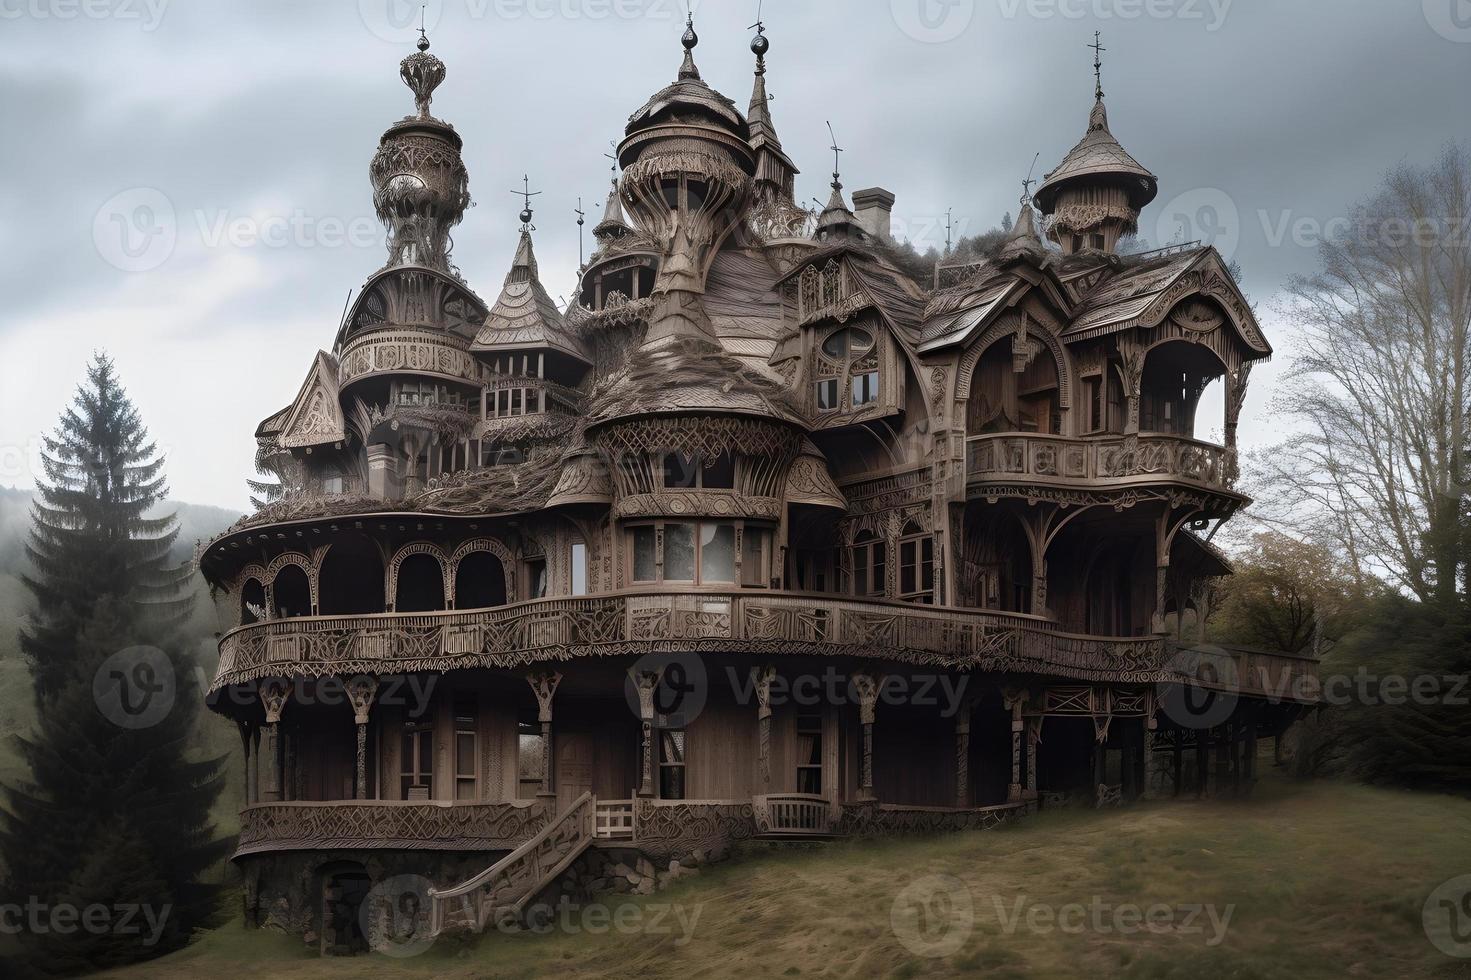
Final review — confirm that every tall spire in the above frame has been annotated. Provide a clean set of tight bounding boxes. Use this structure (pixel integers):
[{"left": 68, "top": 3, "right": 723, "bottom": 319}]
[
  {"left": 746, "top": 13, "right": 799, "bottom": 209},
  {"left": 678, "top": 8, "right": 700, "bottom": 80},
  {"left": 1089, "top": 30, "right": 1106, "bottom": 102}
]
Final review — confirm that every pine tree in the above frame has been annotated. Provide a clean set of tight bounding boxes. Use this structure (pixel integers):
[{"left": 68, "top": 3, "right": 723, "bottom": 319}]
[{"left": 0, "top": 355, "right": 229, "bottom": 975}]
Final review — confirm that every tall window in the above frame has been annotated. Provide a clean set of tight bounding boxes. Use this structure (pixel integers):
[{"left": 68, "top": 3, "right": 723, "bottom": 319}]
[
  {"left": 570, "top": 541, "right": 588, "bottom": 596},
  {"left": 628, "top": 521, "right": 764, "bottom": 586},
  {"left": 659, "top": 728, "right": 686, "bottom": 799},
  {"left": 815, "top": 326, "right": 878, "bottom": 413},
  {"left": 454, "top": 698, "right": 478, "bottom": 801},
  {"left": 1086, "top": 377, "right": 1105, "bottom": 433},
  {"left": 898, "top": 522, "right": 935, "bottom": 603},
  {"left": 526, "top": 557, "right": 548, "bottom": 599},
  {"left": 400, "top": 721, "right": 433, "bottom": 799},
  {"left": 796, "top": 713, "right": 823, "bottom": 794},
  {"left": 851, "top": 531, "right": 887, "bottom": 598}
]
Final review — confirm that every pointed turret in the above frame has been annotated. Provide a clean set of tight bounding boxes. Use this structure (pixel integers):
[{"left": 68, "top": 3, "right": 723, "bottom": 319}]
[
  {"left": 1034, "top": 33, "right": 1157, "bottom": 255},
  {"left": 473, "top": 224, "right": 589, "bottom": 366},
  {"left": 996, "top": 187, "right": 1047, "bottom": 264},
  {"left": 813, "top": 125, "right": 866, "bottom": 243},
  {"left": 746, "top": 21, "right": 799, "bottom": 207}
]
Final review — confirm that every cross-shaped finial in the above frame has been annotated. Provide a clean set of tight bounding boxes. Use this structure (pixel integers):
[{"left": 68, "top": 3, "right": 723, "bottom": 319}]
[
  {"left": 826, "top": 120, "right": 844, "bottom": 186},
  {"left": 415, "top": 4, "right": 430, "bottom": 50},
  {"left": 1088, "top": 31, "right": 1106, "bottom": 101},
  {"left": 510, "top": 174, "right": 543, "bottom": 229}
]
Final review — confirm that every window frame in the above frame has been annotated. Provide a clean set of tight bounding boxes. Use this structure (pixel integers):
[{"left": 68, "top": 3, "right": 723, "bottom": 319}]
[{"left": 626, "top": 519, "right": 773, "bottom": 588}]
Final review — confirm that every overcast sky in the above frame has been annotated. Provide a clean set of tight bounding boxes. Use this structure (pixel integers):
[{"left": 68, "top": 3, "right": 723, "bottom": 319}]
[{"left": 0, "top": 0, "right": 1467, "bottom": 511}]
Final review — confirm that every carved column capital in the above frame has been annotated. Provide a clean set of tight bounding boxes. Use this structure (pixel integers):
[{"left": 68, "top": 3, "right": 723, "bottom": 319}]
[
  {"left": 630, "top": 667, "right": 663, "bottom": 722},
  {"left": 260, "top": 678, "right": 292, "bottom": 724},
  {"left": 346, "top": 675, "right": 380, "bottom": 725},
  {"left": 851, "top": 670, "right": 882, "bottom": 726},
  {"left": 752, "top": 665, "right": 777, "bottom": 721},
  {"left": 525, "top": 670, "right": 563, "bottom": 723}
]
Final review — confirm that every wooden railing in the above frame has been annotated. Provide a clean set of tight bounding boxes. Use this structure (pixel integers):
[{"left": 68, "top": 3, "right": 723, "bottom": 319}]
[
  {"left": 594, "top": 799, "right": 635, "bottom": 840},
  {"left": 752, "top": 794, "right": 833, "bottom": 837},
  {"left": 966, "top": 432, "right": 1233, "bottom": 493},
  {"left": 212, "top": 591, "right": 1316, "bottom": 702},
  {"left": 428, "top": 792, "right": 595, "bottom": 936},
  {"left": 233, "top": 799, "right": 548, "bottom": 857}
]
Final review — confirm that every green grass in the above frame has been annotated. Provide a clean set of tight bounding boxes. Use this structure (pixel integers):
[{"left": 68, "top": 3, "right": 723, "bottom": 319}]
[{"left": 91, "top": 774, "right": 1471, "bottom": 979}]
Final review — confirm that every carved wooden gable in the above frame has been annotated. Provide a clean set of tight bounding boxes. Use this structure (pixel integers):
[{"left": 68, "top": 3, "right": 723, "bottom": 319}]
[{"left": 279, "top": 352, "right": 346, "bottom": 449}]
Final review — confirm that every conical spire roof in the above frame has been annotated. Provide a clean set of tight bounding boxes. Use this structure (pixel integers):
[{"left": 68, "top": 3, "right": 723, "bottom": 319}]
[
  {"left": 624, "top": 15, "right": 747, "bottom": 140},
  {"left": 593, "top": 176, "right": 632, "bottom": 241},
  {"left": 815, "top": 178, "right": 865, "bottom": 242},
  {"left": 472, "top": 229, "right": 589, "bottom": 364},
  {"left": 746, "top": 23, "right": 798, "bottom": 194},
  {"left": 1035, "top": 95, "right": 1157, "bottom": 212}
]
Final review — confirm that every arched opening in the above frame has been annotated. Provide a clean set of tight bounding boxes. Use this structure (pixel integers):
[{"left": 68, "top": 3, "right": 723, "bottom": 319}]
[
  {"left": 240, "top": 578, "right": 266, "bottom": 625},
  {"left": 272, "top": 564, "right": 312, "bottom": 619},
  {"left": 315, "top": 861, "right": 371, "bottom": 956},
  {"left": 967, "top": 336, "right": 1059, "bottom": 435},
  {"left": 1139, "top": 341, "right": 1225, "bottom": 439},
  {"left": 396, "top": 553, "right": 445, "bottom": 612},
  {"left": 318, "top": 536, "right": 385, "bottom": 615},
  {"left": 454, "top": 551, "right": 507, "bottom": 610}
]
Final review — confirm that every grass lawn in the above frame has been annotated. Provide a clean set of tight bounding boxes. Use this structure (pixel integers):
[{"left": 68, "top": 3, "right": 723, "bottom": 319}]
[{"left": 93, "top": 774, "right": 1471, "bottom": 979}]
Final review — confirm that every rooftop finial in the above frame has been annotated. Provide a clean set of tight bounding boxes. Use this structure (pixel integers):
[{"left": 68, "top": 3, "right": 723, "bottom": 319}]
[
  {"left": 511, "top": 174, "right": 542, "bottom": 230},
  {"left": 399, "top": 15, "right": 446, "bottom": 119},
  {"left": 417, "top": 4, "right": 429, "bottom": 51},
  {"left": 1089, "top": 30, "right": 1106, "bottom": 102},
  {"left": 749, "top": 1, "right": 768, "bottom": 72},
  {"left": 679, "top": 4, "right": 701, "bottom": 80},
  {"left": 1021, "top": 151, "right": 1040, "bottom": 206},
  {"left": 826, "top": 120, "right": 844, "bottom": 191},
  {"left": 575, "top": 196, "right": 586, "bottom": 267}
]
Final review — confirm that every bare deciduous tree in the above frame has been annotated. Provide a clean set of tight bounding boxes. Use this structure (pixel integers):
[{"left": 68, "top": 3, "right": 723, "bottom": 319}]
[{"left": 1251, "top": 143, "right": 1471, "bottom": 605}]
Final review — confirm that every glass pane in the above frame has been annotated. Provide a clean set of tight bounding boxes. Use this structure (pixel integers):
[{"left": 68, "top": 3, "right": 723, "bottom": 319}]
[
  {"left": 848, "top": 328, "right": 873, "bottom": 352},
  {"left": 456, "top": 733, "right": 475, "bottom": 777},
  {"left": 518, "top": 733, "right": 545, "bottom": 782},
  {"left": 701, "top": 453, "right": 735, "bottom": 489},
  {"left": 922, "top": 539, "right": 934, "bottom": 590},
  {"left": 663, "top": 452, "right": 698, "bottom": 488},
  {"left": 400, "top": 731, "right": 414, "bottom": 774},
  {"left": 571, "top": 542, "right": 588, "bottom": 596},
  {"left": 701, "top": 523, "right": 736, "bottom": 583},
  {"left": 821, "top": 330, "right": 849, "bottom": 358},
  {"left": 900, "top": 540, "right": 916, "bottom": 596},
  {"left": 455, "top": 779, "right": 475, "bottom": 801},
  {"left": 632, "top": 527, "right": 657, "bottom": 582},
  {"left": 664, "top": 524, "right": 695, "bottom": 581},
  {"left": 742, "top": 529, "right": 766, "bottom": 587},
  {"left": 817, "top": 379, "right": 838, "bottom": 410},
  {"left": 660, "top": 729, "right": 686, "bottom": 764},
  {"left": 418, "top": 732, "right": 433, "bottom": 775}
]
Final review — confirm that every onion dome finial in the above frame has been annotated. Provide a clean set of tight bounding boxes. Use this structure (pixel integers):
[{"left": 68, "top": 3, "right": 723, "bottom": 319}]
[
  {"left": 679, "top": 10, "right": 701, "bottom": 80},
  {"left": 399, "top": 24, "right": 445, "bottom": 119}
]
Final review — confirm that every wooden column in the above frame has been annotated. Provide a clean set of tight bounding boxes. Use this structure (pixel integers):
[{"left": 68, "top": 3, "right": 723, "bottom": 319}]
[
  {"left": 1005, "top": 692, "right": 1024, "bottom": 802},
  {"left": 753, "top": 667, "right": 776, "bottom": 790},
  {"left": 1025, "top": 717, "right": 1041, "bottom": 798},
  {"left": 1142, "top": 700, "right": 1159, "bottom": 800},
  {"left": 632, "top": 669, "right": 660, "bottom": 798},
  {"left": 236, "top": 721, "right": 253, "bottom": 805},
  {"left": 346, "top": 677, "right": 379, "bottom": 800},
  {"left": 258, "top": 680, "right": 291, "bottom": 803},
  {"left": 525, "top": 671, "right": 562, "bottom": 800},
  {"left": 248, "top": 724, "right": 261, "bottom": 805},
  {"left": 954, "top": 700, "right": 972, "bottom": 809},
  {"left": 852, "top": 671, "right": 881, "bottom": 802}
]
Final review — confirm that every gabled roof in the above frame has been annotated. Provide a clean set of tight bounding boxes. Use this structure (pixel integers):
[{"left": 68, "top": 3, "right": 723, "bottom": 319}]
[
  {"left": 271, "top": 351, "right": 345, "bottom": 449},
  {"left": 472, "top": 231, "right": 590, "bottom": 365},
  {"left": 1066, "top": 246, "right": 1271, "bottom": 356}
]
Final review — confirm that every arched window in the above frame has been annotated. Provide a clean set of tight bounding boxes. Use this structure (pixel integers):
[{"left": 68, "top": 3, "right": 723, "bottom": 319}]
[
  {"left": 240, "top": 578, "right": 266, "bottom": 625},
  {"left": 850, "top": 531, "right": 887, "bottom": 598},
  {"left": 816, "top": 326, "right": 879, "bottom": 413},
  {"left": 272, "top": 565, "right": 312, "bottom": 619},
  {"left": 455, "top": 551, "right": 507, "bottom": 610},
  {"left": 898, "top": 521, "right": 935, "bottom": 604},
  {"left": 396, "top": 553, "right": 446, "bottom": 613},
  {"left": 319, "top": 536, "right": 385, "bottom": 615}
]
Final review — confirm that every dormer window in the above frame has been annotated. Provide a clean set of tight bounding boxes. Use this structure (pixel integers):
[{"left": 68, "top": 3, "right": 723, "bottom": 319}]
[
  {"left": 815, "top": 327, "right": 880, "bottom": 414},
  {"left": 798, "top": 260, "right": 845, "bottom": 319}
]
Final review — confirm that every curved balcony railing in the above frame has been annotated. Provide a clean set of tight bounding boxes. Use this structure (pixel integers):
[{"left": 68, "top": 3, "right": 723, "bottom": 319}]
[
  {"left": 339, "top": 328, "right": 483, "bottom": 389},
  {"left": 966, "top": 432, "right": 1235, "bottom": 494},
  {"left": 234, "top": 799, "right": 549, "bottom": 857},
  {"left": 212, "top": 591, "right": 1316, "bottom": 701}
]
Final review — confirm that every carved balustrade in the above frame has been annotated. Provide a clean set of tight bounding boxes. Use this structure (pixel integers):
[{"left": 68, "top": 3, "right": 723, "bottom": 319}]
[
  {"left": 214, "top": 591, "right": 1317, "bottom": 700},
  {"left": 233, "top": 799, "right": 549, "bottom": 857},
  {"left": 752, "top": 793, "right": 833, "bottom": 837},
  {"left": 966, "top": 432, "right": 1233, "bottom": 493}
]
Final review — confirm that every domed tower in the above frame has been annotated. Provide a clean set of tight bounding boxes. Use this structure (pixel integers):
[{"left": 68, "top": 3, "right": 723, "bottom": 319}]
[
  {"left": 616, "top": 14, "right": 754, "bottom": 344},
  {"left": 369, "top": 32, "right": 472, "bottom": 271},
  {"left": 1034, "top": 34, "right": 1157, "bottom": 256}
]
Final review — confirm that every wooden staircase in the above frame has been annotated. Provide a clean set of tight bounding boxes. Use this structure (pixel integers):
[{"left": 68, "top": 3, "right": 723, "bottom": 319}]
[{"left": 428, "top": 792, "right": 595, "bottom": 935}]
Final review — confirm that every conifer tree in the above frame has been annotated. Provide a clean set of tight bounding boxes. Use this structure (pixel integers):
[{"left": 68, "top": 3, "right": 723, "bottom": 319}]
[{"left": 0, "top": 354, "right": 228, "bottom": 976}]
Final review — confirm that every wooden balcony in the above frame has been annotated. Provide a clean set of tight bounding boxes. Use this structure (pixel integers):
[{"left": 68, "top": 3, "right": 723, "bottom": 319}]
[
  {"left": 212, "top": 592, "right": 1317, "bottom": 703},
  {"left": 966, "top": 432, "right": 1237, "bottom": 496}
]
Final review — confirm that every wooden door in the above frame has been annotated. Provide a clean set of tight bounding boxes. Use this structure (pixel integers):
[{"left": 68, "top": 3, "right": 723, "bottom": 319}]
[{"left": 557, "top": 733, "right": 594, "bottom": 810}]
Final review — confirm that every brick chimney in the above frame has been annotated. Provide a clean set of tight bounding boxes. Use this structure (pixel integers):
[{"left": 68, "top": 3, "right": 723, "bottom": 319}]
[{"left": 851, "top": 187, "right": 895, "bottom": 242}]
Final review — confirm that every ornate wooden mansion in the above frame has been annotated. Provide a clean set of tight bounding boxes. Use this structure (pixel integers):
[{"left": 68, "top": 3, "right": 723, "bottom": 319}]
[{"left": 198, "top": 21, "right": 1317, "bottom": 950}]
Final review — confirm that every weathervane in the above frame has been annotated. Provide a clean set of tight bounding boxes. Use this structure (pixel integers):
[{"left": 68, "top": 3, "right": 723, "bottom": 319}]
[
  {"left": 1089, "top": 31, "right": 1106, "bottom": 101},
  {"left": 1021, "top": 151, "right": 1041, "bottom": 206},
  {"left": 510, "top": 174, "right": 542, "bottom": 230},
  {"left": 945, "top": 208, "right": 955, "bottom": 255},
  {"left": 825, "top": 120, "right": 844, "bottom": 189}
]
